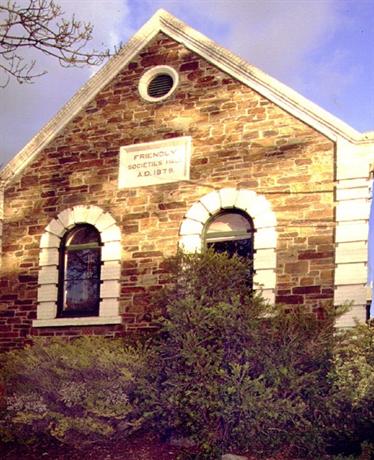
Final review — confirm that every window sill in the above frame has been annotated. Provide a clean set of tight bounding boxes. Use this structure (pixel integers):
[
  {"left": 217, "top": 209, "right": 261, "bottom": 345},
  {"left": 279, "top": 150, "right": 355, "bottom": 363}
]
[{"left": 32, "top": 316, "right": 122, "bottom": 328}]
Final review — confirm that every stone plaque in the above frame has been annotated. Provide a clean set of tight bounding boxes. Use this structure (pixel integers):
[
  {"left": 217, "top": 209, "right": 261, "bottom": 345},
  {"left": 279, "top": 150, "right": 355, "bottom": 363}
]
[{"left": 118, "top": 137, "right": 191, "bottom": 188}]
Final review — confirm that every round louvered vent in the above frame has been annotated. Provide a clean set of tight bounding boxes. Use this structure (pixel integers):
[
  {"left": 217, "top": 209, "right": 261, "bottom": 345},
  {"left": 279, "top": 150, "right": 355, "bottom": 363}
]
[
  {"left": 147, "top": 74, "right": 174, "bottom": 98},
  {"left": 139, "top": 66, "right": 179, "bottom": 102}
]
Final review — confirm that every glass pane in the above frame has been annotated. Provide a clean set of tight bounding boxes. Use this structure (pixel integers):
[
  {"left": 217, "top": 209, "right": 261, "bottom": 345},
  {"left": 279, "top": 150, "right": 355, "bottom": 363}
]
[
  {"left": 64, "top": 279, "right": 100, "bottom": 312},
  {"left": 63, "top": 247, "right": 100, "bottom": 314},
  {"left": 207, "top": 213, "right": 252, "bottom": 235},
  {"left": 65, "top": 249, "right": 101, "bottom": 281},
  {"left": 207, "top": 238, "right": 253, "bottom": 259},
  {"left": 66, "top": 226, "right": 99, "bottom": 246}
]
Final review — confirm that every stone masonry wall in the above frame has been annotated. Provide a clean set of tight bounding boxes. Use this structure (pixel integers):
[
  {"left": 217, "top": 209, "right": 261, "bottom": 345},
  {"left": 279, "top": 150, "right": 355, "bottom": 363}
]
[{"left": 0, "top": 33, "right": 335, "bottom": 351}]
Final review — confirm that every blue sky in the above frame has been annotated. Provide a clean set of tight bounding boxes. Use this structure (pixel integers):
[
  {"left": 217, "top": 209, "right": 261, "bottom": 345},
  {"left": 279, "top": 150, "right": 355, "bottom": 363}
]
[{"left": 1, "top": 0, "right": 373, "bottom": 166}]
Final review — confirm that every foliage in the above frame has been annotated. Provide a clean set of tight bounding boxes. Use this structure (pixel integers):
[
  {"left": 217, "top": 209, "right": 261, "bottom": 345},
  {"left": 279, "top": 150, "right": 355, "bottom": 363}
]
[
  {"left": 0, "top": 0, "right": 111, "bottom": 86},
  {"left": 1, "top": 250, "right": 373, "bottom": 458},
  {"left": 0, "top": 336, "right": 147, "bottom": 445},
  {"left": 326, "top": 325, "right": 374, "bottom": 457},
  {"left": 139, "top": 250, "right": 341, "bottom": 458}
]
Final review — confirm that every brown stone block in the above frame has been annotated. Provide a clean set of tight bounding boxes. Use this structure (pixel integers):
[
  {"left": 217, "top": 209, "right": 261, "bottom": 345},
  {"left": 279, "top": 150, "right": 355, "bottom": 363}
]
[
  {"left": 276, "top": 295, "right": 304, "bottom": 304},
  {"left": 292, "top": 285, "right": 321, "bottom": 294},
  {"left": 180, "top": 61, "right": 199, "bottom": 71},
  {"left": 298, "top": 251, "right": 334, "bottom": 260},
  {"left": 284, "top": 261, "right": 309, "bottom": 274}
]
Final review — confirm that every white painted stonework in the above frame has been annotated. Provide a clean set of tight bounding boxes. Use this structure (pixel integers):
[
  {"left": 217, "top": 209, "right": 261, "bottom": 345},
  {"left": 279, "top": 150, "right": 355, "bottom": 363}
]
[
  {"left": 33, "top": 205, "right": 122, "bottom": 328},
  {"left": 118, "top": 137, "right": 191, "bottom": 188},
  {"left": 180, "top": 188, "right": 277, "bottom": 303},
  {"left": 334, "top": 138, "right": 373, "bottom": 327}
]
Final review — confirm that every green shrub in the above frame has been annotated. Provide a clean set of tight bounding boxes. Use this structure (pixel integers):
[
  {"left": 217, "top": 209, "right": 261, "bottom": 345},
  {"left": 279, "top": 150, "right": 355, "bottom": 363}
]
[
  {"left": 0, "top": 336, "right": 148, "bottom": 445},
  {"left": 326, "top": 325, "right": 374, "bottom": 457},
  {"left": 139, "top": 250, "right": 340, "bottom": 458}
]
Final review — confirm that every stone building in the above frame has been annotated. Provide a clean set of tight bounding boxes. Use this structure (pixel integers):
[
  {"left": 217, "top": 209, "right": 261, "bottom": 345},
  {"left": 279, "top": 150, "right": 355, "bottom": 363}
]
[{"left": 1, "top": 10, "right": 373, "bottom": 351}]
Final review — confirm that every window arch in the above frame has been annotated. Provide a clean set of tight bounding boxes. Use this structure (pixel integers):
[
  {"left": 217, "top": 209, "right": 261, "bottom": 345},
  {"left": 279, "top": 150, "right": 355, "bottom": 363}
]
[
  {"left": 34, "top": 205, "right": 122, "bottom": 327},
  {"left": 58, "top": 224, "right": 101, "bottom": 318},
  {"left": 205, "top": 210, "right": 255, "bottom": 288},
  {"left": 179, "top": 188, "right": 277, "bottom": 304}
]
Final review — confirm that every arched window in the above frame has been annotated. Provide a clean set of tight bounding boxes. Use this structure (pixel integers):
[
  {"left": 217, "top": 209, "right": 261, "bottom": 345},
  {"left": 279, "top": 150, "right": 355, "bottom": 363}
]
[
  {"left": 58, "top": 225, "right": 101, "bottom": 317},
  {"left": 205, "top": 210, "right": 255, "bottom": 287}
]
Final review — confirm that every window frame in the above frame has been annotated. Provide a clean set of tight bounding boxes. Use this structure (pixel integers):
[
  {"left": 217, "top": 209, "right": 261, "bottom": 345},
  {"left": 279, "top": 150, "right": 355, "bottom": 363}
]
[
  {"left": 204, "top": 209, "right": 255, "bottom": 289},
  {"left": 33, "top": 205, "right": 122, "bottom": 328},
  {"left": 57, "top": 224, "right": 102, "bottom": 318},
  {"left": 179, "top": 188, "right": 277, "bottom": 304}
]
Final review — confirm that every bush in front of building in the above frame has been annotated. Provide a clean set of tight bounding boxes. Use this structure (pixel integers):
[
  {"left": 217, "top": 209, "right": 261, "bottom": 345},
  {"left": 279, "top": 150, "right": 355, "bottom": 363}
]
[
  {"left": 0, "top": 336, "right": 148, "bottom": 445},
  {"left": 1, "top": 250, "right": 373, "bottom": 458},
  {"left": 139, "top": 250, "right": 343, "bottom": 458},
  {"left": 325, "top": 324, "right": 374, "bottom": 458}
]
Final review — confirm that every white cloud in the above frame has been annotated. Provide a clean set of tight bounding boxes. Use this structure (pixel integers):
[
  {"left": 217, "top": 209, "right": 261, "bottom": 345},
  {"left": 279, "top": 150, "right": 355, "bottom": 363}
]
[
  {"left": 0, "top": 0, "right": 371, "bottom": 166},
  {"left": 0, "top": 0, "right": 131, "bottom": 164}
]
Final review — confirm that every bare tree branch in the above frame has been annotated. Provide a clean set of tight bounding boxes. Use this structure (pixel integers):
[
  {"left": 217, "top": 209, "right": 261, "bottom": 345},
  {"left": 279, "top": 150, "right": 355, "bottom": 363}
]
[{"left": 0, "top": 0, "right": 112, "bottom": 86}]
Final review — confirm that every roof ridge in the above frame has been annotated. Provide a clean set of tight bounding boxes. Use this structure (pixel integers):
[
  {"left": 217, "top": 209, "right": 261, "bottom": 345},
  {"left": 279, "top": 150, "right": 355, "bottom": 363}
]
[{"left": 1, "top": 9, "right": 372, "bottom": 186}]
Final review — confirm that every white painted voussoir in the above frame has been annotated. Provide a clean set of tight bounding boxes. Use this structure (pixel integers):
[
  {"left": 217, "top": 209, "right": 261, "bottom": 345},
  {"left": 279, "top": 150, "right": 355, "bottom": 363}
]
[
  {"left": 254, "top": 212, "right": 277, "bottom": 229},
  {"left": 234, "top": 189, "right": 257, "bottom": 212},
  {"left": 219, "top": 188, "right": 238, "bottom": 208},
  {"left": 334, "top": 284, "right": 367, "bottom": 306},
  {"left": 32, "top": 316, "right": 122, "bottom": 328},
  {"left": 45, "top": 219, "right": 65, "bottom": 237},
  {"left": 185, "top": 202, "right": 211, "bottom": 223},
  {"left": 199, "top": 191, "right": 221, "bottom": 215},
  {"left": 246, "top": 195, "right": 271, "bottom": 218},
  {"left": 39, "top": 232, "right": 60, "bottom": 249},
  {"left": 57, "top": 208, "right": 75, "bottom": 229},
  {"left": 100, "top": 224, "right": 121, "bottom": 243},
  {"left": 179, "top": 218, "right": 204, "bottom": 236},
  {"left": 72, "top": 205, "right": 89, "bottom": 224},
  {"left": 95, "top": 212, "right": 117, "bottom": 232},
  {"left": 85, "top": 206, "right": 105, "bottom": 226}
]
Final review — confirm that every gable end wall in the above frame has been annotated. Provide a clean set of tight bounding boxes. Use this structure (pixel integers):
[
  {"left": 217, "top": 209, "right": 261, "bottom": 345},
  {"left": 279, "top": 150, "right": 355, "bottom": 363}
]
[{"left": 0, "top": 33, "right": 336, "bottom": 351}]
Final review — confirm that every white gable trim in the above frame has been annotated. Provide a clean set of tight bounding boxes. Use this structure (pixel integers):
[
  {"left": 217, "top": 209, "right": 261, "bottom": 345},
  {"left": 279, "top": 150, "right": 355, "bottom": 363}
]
[
  {"left": 179, "top": 188, "right": 277, "bottom": 304},
  {"left": 33, "top": 205, "right": 122, "bottom": 328},
  {"left": 1, "top": 9, "right": 373, "bottom": 186}
]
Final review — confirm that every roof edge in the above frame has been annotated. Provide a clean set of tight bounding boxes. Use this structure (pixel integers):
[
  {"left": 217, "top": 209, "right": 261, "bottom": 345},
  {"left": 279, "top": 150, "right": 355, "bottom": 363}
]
[
  {"left": 1, "top": 8, "right": 373, "bottom": 186},
  {"left": 158, "top": 10, "right": 369, "bottom": 144},
  {"left": 0, "top": 10, "right": 163, "bottom": 185}
]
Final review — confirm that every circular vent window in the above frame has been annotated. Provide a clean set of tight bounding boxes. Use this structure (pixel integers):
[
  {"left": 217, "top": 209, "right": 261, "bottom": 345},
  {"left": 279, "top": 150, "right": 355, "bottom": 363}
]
[{"left": 139, "top": 66, "right": 179, "bottom": 102}]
